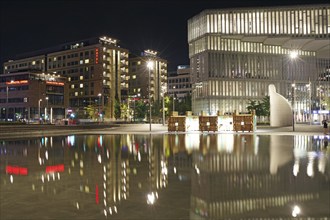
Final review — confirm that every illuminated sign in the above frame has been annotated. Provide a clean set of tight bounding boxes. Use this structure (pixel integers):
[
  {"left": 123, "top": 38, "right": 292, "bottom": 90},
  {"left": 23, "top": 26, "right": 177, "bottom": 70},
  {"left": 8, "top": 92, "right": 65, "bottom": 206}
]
[
  {"left": 45, "top": 164, "right": 64, "bottom": 173},
  {"left": 143, "top": 49, "right": 158, "bottom": 57},
  {"left": 46, "top": 81, "right": 64, "bottom": 86},
  {"left": 6, "top": 80, "right": 28, "bottom": 85},
  {"left": 95, "top": 48, "right": 99, "bottom": 64},
  {"left": 6, "top": 165, "right": 28, "bottom": 176},
  {"left": 99, "top": 36, "right": 117, "bottom": 45}
]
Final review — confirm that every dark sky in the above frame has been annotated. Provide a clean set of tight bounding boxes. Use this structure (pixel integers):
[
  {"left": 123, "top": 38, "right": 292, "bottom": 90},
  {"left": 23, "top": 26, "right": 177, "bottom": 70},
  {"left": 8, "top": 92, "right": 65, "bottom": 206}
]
[{"left": 0, "top": 0, "right": 329, "bottom": 72}]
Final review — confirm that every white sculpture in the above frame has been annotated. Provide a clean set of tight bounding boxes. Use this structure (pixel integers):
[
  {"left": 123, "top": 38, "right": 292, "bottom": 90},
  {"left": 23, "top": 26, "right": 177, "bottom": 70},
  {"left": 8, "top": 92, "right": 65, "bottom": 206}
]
[{"left": 269, "top": 84, "right": 292, "bottom": 127}]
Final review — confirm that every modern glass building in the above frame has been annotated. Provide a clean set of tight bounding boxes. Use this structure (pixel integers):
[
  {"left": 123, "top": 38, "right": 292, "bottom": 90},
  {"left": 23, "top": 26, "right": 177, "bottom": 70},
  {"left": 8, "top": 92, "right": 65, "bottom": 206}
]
[{"left": 188, "top": 4, "right": 330, "bottom": 122}]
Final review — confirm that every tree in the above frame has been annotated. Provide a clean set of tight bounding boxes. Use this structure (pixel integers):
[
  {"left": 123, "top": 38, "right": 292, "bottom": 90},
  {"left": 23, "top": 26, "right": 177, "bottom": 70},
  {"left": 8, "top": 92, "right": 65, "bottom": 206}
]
[
  {"left": 121, "top": 102, "right": 129, "bottom": 121},
  {"left": 260, "top": 96, "right": 270, "bottom": 117},
  {"left": 246, "top": 96, "right": 270, "bottom": 117},
  {"left": 135, "top": 100, "right": 147, "bottom": 121},
  {"left": 152, "top": 100, "right": 161, "bottom": 118},
  {"left": 177, "top": 94, "right": 192, "bottom": 115},
  {"left": 114, "top": 99, "right": 121, "bottom": 120}
]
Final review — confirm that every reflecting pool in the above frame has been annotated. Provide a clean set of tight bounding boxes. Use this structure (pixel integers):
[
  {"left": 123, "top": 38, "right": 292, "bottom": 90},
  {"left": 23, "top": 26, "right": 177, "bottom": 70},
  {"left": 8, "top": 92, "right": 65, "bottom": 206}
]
[{"left": 1, "top": 134, "right": 329, "bottom": 219}]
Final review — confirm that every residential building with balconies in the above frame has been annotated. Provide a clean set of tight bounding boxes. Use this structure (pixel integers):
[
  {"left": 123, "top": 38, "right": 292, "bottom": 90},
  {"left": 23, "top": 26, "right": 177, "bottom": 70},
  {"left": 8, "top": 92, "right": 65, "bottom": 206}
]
[
  {"left": 2, "top": 36, "right": 129, "bottom": 120},
  {"left": 128, "top": 49, "right": 167, "bottom": 103}
]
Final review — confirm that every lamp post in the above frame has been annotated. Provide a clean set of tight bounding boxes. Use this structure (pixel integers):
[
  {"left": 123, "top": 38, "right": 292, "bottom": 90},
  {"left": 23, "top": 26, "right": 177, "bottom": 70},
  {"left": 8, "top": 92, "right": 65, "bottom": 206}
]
[
  {"left": 147, "top": 60, "right": 154, "bottom": 131},
  {"left": 45, "top": 97, "right": 49, "bottom": 122},
  {"left": 6, "top": 85, "right": 9, "bottom": 121},
  {"left": 290, "top": 50, "right": 298, "bottom": 132},
  {"left": 98, "top": 93, "right": 102, "bottom": 122},
  {"left": 38, "top": 99, "right": 42, "bottom": 123},
  {"left": 172, "top": 86, "right": 176, "bottom": 112},
  {"left": 161, "top": 84, "right": 166, "bottom": 126}
]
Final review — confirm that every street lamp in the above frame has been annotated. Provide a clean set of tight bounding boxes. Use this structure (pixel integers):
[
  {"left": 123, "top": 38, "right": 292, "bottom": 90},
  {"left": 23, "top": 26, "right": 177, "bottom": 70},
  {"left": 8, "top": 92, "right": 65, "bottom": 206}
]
[
  {"left": 161, "top": 84, "right": 167, "bottom": 126},
  {"left": 290, "top": 50, "right": 298, "bottom": 132},
  {"left": 45, "top": 97, "right": 49, "bottom": 122},
  {"left": 147, "top": 60, "right": 154, "bottom": 131},
  {"left": 38, "top": 99, "right": 42, "bottom": 123},
  {"left": 173, "top": 88, "right": 176, "bottom": 113},
  {"left": 98, "top": 93, "right": 102, "bottom": 122},
  {"left": 6, "top": 85, "right": 9, "bottom": 121}
]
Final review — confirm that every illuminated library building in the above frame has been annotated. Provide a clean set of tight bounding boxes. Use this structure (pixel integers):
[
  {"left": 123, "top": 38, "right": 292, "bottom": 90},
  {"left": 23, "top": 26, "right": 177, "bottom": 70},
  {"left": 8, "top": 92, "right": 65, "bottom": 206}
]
[{"left": 188, "top": 4, "right": 330, "bottom": 122}]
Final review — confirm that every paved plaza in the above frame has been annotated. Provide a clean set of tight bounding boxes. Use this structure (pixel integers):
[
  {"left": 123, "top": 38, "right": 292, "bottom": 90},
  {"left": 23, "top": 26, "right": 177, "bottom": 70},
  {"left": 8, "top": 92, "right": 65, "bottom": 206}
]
[{"left": 0, "top": 123, "right": 328, "bottom": 139}]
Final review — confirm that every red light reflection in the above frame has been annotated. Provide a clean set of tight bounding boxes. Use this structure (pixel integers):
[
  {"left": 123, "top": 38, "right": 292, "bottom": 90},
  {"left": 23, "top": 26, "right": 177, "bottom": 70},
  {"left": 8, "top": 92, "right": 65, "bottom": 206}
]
[
  {"left": 6, "top": 165, "right": 28, "bottom": 176},
  {"left": 45, "top": 164, "right": 64, "bottom": 173}
]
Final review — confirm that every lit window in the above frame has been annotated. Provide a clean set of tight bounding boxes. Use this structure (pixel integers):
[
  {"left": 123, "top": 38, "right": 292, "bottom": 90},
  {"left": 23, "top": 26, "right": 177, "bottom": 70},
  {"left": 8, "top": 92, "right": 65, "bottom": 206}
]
[
  {"left": 137, "top": 61, "right": 141, "bottom": 65},
  {"left": 80, "top": 84, "right": 83, "bottom": 88},
  {"left": 42, "top": 59, "right": 44, "bottom": 63},
  {"left": 71, "top": 85, "right": 75, "bottom": 89},
  {"left": 133, "top": 75, "right": 136, "bottom": 79},
  {"left": 85, "top": 59, "right": 89, "bottom": 64},
  {"left": 68, "top": 77, "right": 71, "bottom": 81},
  {"left": 80, "top": 60, "right": 83, "bottom": 64},
  {"left": 80, "top": 76, "right": 83, "bottom": 80},
  {"left": 53, "top": 57, "right": 57, "bottom": 61},
  {"left": 4, "top": 66, "right": 7, "bottom": 70},
  {"left": 75, "top": 92, "right": 78, "bottom": 96},
  {"left": 32, "top": 61, "right": 36, "bottom": 65}
]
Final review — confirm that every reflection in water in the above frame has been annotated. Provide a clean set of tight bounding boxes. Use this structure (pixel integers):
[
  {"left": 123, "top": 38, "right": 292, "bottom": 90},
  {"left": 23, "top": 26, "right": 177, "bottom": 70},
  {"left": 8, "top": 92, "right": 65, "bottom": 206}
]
[{"left": 0, "top": 134, "right": 329, "bottom": 219}]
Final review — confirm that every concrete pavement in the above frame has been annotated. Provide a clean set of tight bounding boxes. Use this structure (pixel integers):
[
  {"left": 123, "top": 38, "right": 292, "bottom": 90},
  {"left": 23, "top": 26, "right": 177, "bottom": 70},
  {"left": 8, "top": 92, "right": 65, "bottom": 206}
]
[{"left": 0, "top": 123, "right": 328, "bottom": 140}]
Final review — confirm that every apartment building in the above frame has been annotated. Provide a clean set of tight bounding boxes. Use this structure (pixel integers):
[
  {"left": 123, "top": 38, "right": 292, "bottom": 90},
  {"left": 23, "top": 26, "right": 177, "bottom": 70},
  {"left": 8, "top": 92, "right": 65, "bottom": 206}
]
[
  {"left": 167, "top": 65, "right": 192, "bottom": 100},
  {"left": 128, "top": 49, "right": 167, "bottom": 103},
  {"left": 188, "top": 4, "right": 330, "bottom": 122},
  {"left": 3, "top": 36, "right": 129, "bottom": 120}
]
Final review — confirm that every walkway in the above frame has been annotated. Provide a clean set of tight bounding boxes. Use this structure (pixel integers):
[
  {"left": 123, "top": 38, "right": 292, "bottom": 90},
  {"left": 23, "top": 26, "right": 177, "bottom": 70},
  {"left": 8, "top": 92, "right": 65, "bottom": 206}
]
[{"left": 0, "top": 123, "right": 328, "bottom": 140}]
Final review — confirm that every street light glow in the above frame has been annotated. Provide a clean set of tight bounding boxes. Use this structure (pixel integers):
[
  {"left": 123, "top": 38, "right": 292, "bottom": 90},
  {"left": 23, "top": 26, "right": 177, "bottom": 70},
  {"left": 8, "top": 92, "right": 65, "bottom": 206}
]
[
  {"left": 147, "top": 60, "right": 154, "bottom": 70},
  {"left": 292, "top": 205, "right": 301, "bottom": 217},
  {"left": 290, "top": 50, "right": 298, "bottom": 59}
]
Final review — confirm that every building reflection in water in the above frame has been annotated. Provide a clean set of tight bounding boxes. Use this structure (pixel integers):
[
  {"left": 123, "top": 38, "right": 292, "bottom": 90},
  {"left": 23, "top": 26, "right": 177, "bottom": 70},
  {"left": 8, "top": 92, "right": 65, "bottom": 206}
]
[
  {"left": 0, "top": 134, "right": 329, "bottom": 219},
  {"left": 187, "top": 134, "right": 330, "bottom": 219}
]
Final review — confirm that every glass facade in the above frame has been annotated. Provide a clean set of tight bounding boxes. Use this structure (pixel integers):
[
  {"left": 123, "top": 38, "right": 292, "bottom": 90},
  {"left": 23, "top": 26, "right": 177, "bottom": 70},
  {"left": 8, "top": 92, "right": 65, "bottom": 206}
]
[{"left": 188, "top": 5, "right": 330, "bottom": 121}]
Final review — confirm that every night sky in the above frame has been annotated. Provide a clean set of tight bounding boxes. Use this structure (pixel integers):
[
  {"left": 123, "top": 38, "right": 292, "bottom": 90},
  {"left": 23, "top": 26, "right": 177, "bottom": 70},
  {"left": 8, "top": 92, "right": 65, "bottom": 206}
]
[{"left": 1, "top": 0, "right": 329, "bottom": 72}]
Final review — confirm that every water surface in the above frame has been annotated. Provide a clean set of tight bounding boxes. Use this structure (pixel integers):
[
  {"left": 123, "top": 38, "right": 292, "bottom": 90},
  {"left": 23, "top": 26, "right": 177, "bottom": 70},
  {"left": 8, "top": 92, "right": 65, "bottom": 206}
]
[{"left": 1, "top": 134, "right": 329, "bottom": 219}]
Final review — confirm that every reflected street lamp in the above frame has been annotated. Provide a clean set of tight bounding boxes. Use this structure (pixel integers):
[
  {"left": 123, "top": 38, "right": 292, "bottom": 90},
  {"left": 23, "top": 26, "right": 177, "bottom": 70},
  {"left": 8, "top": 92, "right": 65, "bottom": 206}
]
[
  {"left": 306, "top": 80, "right": 312, "bottom": 125},
  {"left": 290, "top": 50, "right": 298, "bottom": 132},
  {"left": 147, "top": 60, "right": 154, "bottom": 131}
]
